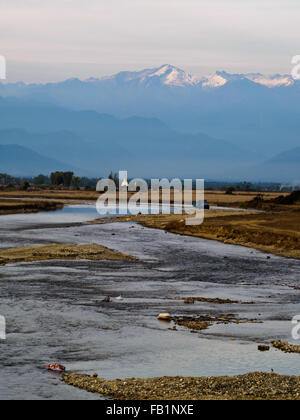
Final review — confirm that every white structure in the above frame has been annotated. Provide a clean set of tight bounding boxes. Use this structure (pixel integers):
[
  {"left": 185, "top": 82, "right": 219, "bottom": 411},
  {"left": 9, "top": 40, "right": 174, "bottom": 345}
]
[
  {"left": 0, "top": 56, "right": 6, "bottom": 80},
  {"left": 0, "top": 315, "right": 6, "bottom": 340}
]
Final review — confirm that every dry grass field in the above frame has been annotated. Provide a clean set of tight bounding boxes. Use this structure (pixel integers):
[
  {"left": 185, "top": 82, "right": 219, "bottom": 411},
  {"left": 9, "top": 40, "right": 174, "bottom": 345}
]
[
  {"left": 0, "top": 199, "right": 64, "bottom": 215},
  {"left": 0, "top": 190, "right": 99, "bottom": 202},
  {"left": 0, "top": 243, "right": 135, "bottom": 266},
  {"left": 0, "top": 189, "right": 289, "bottom": 206},
  {"left": 204, "top": 190, "right": 288, "bottom": 206}
]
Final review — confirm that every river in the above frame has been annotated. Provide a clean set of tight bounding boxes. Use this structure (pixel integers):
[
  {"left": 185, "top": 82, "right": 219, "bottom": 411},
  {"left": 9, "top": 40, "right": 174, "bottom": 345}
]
[{"left": 0, "top": 205, "right": 299, "bottom": 399}]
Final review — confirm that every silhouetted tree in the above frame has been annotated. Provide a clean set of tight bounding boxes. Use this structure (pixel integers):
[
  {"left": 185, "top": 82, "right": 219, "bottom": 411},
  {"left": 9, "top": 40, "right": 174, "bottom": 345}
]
[
  {"left": 0, "top": 173, "right": 13, "bottom": 185},
  {"left": 22, "top": 181, "right": 30, "bottom": 191},
  {"left": 50, "top": 171, "right": 74, "bottom": 187},
  {"left": 62, "top": 172, "right": 74, "bottom": 187},
  {"left": 72, "top": 176, "right": 81, "bottom": 190},
  {"left": 32, "top": 174, "right": 50, "bottom": 185},
  {"left": 225, "top": 186, "right": 235, "bottom": 195},
  {"left": 108, "top": 171, "right": 119, "bottom": 187}
]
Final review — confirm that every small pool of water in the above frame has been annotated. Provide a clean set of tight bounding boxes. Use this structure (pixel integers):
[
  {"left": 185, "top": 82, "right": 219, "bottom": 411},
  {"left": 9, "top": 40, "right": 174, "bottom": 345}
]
[{"left": 0, "top": 201, "right": 257, "bottom": 231}]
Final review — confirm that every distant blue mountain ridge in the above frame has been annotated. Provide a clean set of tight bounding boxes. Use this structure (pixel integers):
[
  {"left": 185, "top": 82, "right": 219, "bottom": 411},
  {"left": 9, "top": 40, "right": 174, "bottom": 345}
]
[
  {"left": 0, "top": 97, "right": 265, "bottom": 179},
  {"left": 0, "top": 64, "right": 299, "bottom": 181},
  {"left": 1, "top": 64, "right": 300, "bottom": 157}
]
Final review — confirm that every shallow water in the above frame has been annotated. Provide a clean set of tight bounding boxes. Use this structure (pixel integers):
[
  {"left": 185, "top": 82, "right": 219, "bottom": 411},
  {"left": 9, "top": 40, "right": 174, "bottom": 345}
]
[{"left": 0, "top": 205, "right": 300, "bottom": 399}]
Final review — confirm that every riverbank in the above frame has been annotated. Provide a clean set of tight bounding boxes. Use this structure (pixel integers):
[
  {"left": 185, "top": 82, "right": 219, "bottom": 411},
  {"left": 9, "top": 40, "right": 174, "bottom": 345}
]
[
  {"left": 93, "top": 209, "right": 300, "bottom": 259},
  {"left": 0, "top": 243, "right": 135, "bottom": 266},
  {"left": 62, "top": 371, "right": 300, "bottom": 400},
  {"left": 0, "top": 199, "right": 64, "bottom": 215}
]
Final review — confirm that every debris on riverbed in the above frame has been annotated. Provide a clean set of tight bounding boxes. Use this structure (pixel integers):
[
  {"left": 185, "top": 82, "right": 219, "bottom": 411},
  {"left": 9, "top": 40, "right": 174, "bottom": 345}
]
[
  {"left": 272, "top": 340, "right": 300, "bottom": 354},
  {"left": 184, "top": 298, "right": 195, "bottom": 304},
  {"left": 175, "top": 318, "right": 211, "bottom": 331},
  {"left": 258, "top": 345, "right": 270, "bottom": 352},
  {"left": 62, "top": 371, "right": 300, "bottom": 400},
  {"left": 157, "top": 312, "right": 171, "bottom": 321},
  {"left": 173, "top": 296, "right": 240, "bottom": 304},
  {"left": 46, "top": 363, "right": 66, "bottom": 372},
  {"left": 173, "top": 314, "right": 262, "bottom": 332},
  {"left": 169, "top": 325, "right": 177, "bottom": 331}
]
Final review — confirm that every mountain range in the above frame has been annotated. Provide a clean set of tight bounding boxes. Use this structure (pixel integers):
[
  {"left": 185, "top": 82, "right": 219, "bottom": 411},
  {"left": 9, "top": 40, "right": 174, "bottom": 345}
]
[
  {"left": 0, "top": 98, "right": 261, "bottom": 178},
  {"left": 0, "top": 64, "right": 299, "bottom": 181},
  {"left": 0, "top": 144, "right": 76, "bottom": 177}
]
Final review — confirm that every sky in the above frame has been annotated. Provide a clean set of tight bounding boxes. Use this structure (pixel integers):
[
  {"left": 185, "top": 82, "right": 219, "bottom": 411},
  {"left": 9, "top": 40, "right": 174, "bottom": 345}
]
[{"left": 1, "top": 0, "right": 300, "bottom": 82}]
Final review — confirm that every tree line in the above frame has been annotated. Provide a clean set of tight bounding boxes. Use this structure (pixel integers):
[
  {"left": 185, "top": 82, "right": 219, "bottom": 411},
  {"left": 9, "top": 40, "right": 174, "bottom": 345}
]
[
  {"left": 0, "top": 171, "right": 99, "bottom": 190},
  {"left": 0, "top": 171, "right": 290, "bottom": 192}
]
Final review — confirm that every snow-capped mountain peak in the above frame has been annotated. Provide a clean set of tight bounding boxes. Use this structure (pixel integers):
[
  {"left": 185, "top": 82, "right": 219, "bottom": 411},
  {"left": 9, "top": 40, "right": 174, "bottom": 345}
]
[
  {"left": 244, "top": 73, "right": 294, "bottom": 88},
  {"left": 148, "top": 64, "right": 199, "bottom": 86},
  {"left": 85, "top": 65, "right": 296, "bottom": 89},
  {"left": 99, "top": 64, "right": 199, "bottom": 87},
  {"left": 201, "top": 73, "right": 228, "bottom": 88},
  {"left": 200, "top": 70, "right": 294, "bottom": 88}
]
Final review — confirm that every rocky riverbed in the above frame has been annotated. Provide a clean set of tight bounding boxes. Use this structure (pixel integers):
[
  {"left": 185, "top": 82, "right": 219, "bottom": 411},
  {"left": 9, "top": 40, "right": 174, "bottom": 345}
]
[
  {"left": 62, "top": 371, "right": 300, "bottom": 400},
  {"left": 0, "top": 207, "right": 299, "bottom": 399}
]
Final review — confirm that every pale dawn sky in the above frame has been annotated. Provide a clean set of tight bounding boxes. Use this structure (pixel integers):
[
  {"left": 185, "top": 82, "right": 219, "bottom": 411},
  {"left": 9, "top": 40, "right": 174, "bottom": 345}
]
[{"left": 1, "top": 0, "right": 300, "bottom": 82}]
